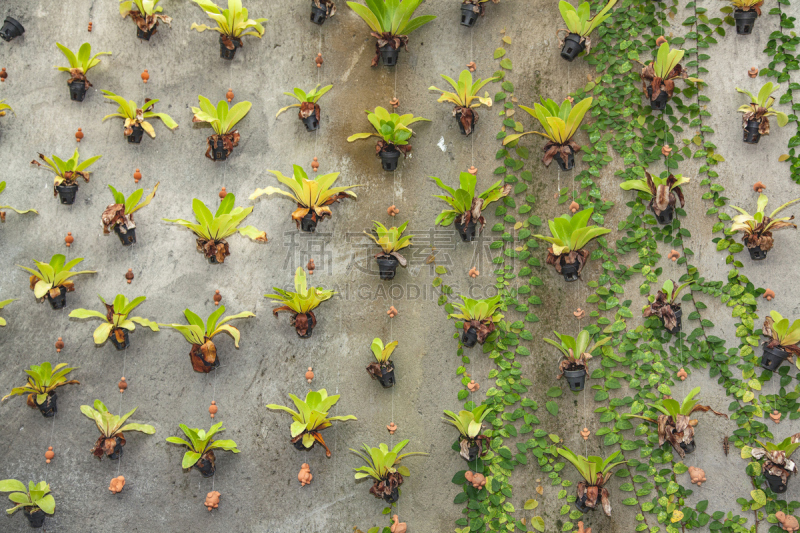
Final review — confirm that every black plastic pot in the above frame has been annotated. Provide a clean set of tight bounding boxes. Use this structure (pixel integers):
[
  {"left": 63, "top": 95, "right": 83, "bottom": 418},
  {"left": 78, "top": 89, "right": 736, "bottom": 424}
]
[
  {"left": 109, "top": 328, "right": 130, "bottom": 351},
  {"left": 300, "top": 211, "right": 317, "bottom": 232},
  {"left": 376, "top": 255, "right": 399, "bottom": 280},
  {"left": 466, "top": 443, "right": 480, "bottom": 462},
  {"left": 647, "top": 86, "right": 669, "bottom": 111},
  {"left": 310, "top": 2, "right": 328, "bottom": 24},
  {"left": 127, "top": 124, "right": 144, "bottom": 144},
  {"left": 36, "top": 393, "right": 57, "bottom": 418},
  {"left": 665, "top": 306, "right": 682, "bottom": 334},
  {"left": 560, "top": 33, "right": 585, "bottom": 62},
  {"left": 211, "top": 137, "right": 227, "bottom": 161},
  {"left": 114, "top": 225, "right": 136, "bottom": 246},
  {"left": 651, "top": 204, "right": 674, "bottom": 225},
  {"left": 293, "top": 438, "right": 310, "bottom": 451},
  {"left": 764, "top": 470, "right": 788, "bottom": 493},
  {"left": 462, "top": 326, "right": 478, "bottom": 348},
  {"left": 743, "top": 119, "right": 761, "bottom": 144},
  {"left": 68, "top": 80, "right": 87, "bottom": 102},
  {"left": 379, "top": 149, "right": 400, "bottom": 171},
  {"left": 677, "top": 433, "right": 696, "bottom": 455},
  {"left": 219, "top": 35, "right": 241, "bottom": 60},
  {"left": 461, "top": 5, "right": 479, "bottom": 27},
  {"left": 208, "top": 254, "right": 220, "bottom": 265},
  {"left": 107, "top": 437, "right": 124, "bottom": 460},
  {"left": 761, "top": 344, "right": 790, "bottom": 371},
  {"left": 563, "top": 367, "right": 587, "bottom": 392},
  {"left": 747, "top": 245, "right": 767, "bottom": 260},
  {"left": 455, "top": 218, "right": 477, "bottom": 242},
  {"left": 553, "top": 147, "right": 574, "bottom": 171},
  {"left": 383, "top": 487, "right": 400, "bottom": 504},
  {"left": 454, "top": 109, "right": 473, "bottom": 136},
  {"left": 574, "top": 493, "right": 593, "bottom": 513},
  {"left": 734, "top": 9, "right": 757, "bottom": 35},
  {"left": 195, "top": 452, "right": 216, "bottom": 477},
  {"left": 559, "top": 257, "right": 579, "bottom": 282},
  {"left": 302, "top": 114, "right": 320, "bottom": 132},
  {"left": 46, "top": 287, "right": 67, "bottom": 310},
  {"left": 137, "top": 26, "right": 155, "bottom": 40},
  {"left": 55, "top": 184, "right": 78, "bottom": 205},
  {"left": 380, "top": 44, "right": 400, "bottom": 67},
  {"left": 378, "top": 366, "right": 395, "bottom": 388},
  {"left": 296, "top": 313, "right": 314, "bottom": 338},
  {"left": 0, "top": 17, "right": 25, "bottom": 42},
  {"left": 23, "top": 508, "right": 45, "bottom": 529}
]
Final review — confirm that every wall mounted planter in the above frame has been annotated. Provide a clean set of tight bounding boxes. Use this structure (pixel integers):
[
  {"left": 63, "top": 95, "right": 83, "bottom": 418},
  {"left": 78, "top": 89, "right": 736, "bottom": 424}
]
[
  {"left": 36, "top": 393, "right": 58, "bottom": 417},
  {"left": 109, "top": 329, "right": 130, "bottom": 350},
  {"left": 460, "top": 5, "right": 479, "bottom": 26},
  {"left": 563, "top": 367, "right": 587, "bottom": 392},
  {"left": 743, "top": 119, "right": 761, "bottom": 144},
  {"left": 293, "top": 312, "right": 315, "bottom": 338},
  {"left": 734, "top": 10, "right": 757, "bottom": 35},
  {"left": 302, "top": 114, "right": 319, "bottom": 131},
  {"left": 195, "top": 451, "right": 216, "bottom": 477},
  {"left": 311, "top": 1, "right": 328, "bottom": 24},
  {"left": 559, "top": 257, "right": 579, "bottom": 282},
  {"left": 23, "top": 508, "right": 45, "bottom": 528},
  {"left": 68, "top": 80, "right": 87, "bottom": 102},
  {"left": 219, "top": 36, "right": 242, "bottom": 60},
  {"left": 0, "top": 17, "right": 24, "bottom": 42},
  {"left": 664, "top": 306, "right": 682, "bottom": 334},
  {"left": 761, "top": 344, "right": 790, "bottom": 371},
  {"left": 380, "top": 45, "right": 400, "bottom": 66},
  {"left": 114, "top": 225, "right": 136, "bottom": 246},
  {"left": 560, "top": 33, "right": 584, "bottom": 61},
  {"left": 455, "top": 218, "right": 477, "bottom": 242},
  {"left": 46, "top": 287, "right": 67, "bottom": 309},
  {"left": 301, "top": 212, "right": 317, "bottom": 232},
  {"left": 553, "top": 146, "right": 574, "bottom": 171},
  {"left": 651, "top": 204, "right": 674, "bottom": 225},
  {"left": 647, "top": 85, "right": 669, "bottom": 111},
  {"left": 127, "top": 125, "right": 144, "bottom": 144},
  {"left": 747, "top": 245, "right": 767, "bottom": 260},
  {"left": 379, "top": 148, "right": 401, "bottom": 171},
  {"left": 137, "top": 27, "right": 156, "bottom": 40},
  {"left": 55, "top": 184, "right": 78, "bottom": 205},
  {"left": 764, "top": 470, "right": 788, "bottom": 493},
  {"left": 376, "top": 255, "right": 399, "bottom": 280}
]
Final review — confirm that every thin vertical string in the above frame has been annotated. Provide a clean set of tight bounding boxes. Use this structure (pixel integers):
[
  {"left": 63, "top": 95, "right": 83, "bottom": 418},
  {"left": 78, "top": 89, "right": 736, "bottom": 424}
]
[
  {"left": 210, "top": 367, "right": 218, "bottom": 492},
  {"left": 116, "top": 349, "right": 128, "bottom": 476},
  {"left": 314, "top": 24, "right": 322, "bottom": 162}
]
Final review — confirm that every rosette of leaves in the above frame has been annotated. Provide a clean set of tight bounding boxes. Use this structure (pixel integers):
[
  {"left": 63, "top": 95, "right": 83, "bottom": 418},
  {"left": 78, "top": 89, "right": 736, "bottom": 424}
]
[
  {"left": 736, "top": 82, "right": 788, "bottom": 136},
  {"left": 55, "top": 42, "right": 111, "bottom": 87},
  {"left": 31, "top": 149, "right": 101, "bottom": 196},
  {"left": 557, "top": 447, "right": 626, "bottom": 516},
  {"left": 102, "top": 183, "right": 159, "bottom": 237},
  {"left": 502, "top": 96, "right": 593, "bottom": 167},
  {"left": 619, "top": 171, "right": 688, "bottom": 217},
  {"left": 189, "top": 0, "right": 267, "bottom": 49},
  {"left": 642, "top": 279, "right": 692, "bottom": 332},
  {"left": 730, "top": 0, "right": 763, "bottom": 13},
  {"left": 448, "top": 294, "right": 503, "bottom": 345},
  {"left": 69, "top": 294, "right": 159, "bottom": 346},
  {"left": 275, "top": 84, "right": 332, "bottom": 123},
  {"left": 1, "top": 363, "right": 79, "bottom": 408},
  {"left": 442, "top": 403, "right": 491, "bottom": 461},
  {"left": 266, "top": 389, "right": 356, "bottom": 457},
  {"left": 430, "top": 172, "right": 512, "bottom": 233},
  {"left": 0, "top": 181, "right": 37, "bottom": 222},
  {"left": 17, "top": 254, "right": 95, "bottom": 301},
  {"left": 265, "top": 267, "right": 334, "bottom": 336},
  {"left": 163, "top": 195, "right": 267, "bottom": 263},
  {"left": 366, "top": 337, "right": 397, "bottom": 381},
  {"left": 119, "top": 0, "right": 172, "bottom": 35},
  {"left": 462, "top": 0, "right": 500, "bottom": 18},
  {"left": 350, "top": 440, "right": 427, "bottom": 501},
  {"left": 0, "top": 480, "right": 54, "bottom": 518},
  {"left": 364, "top": 220, "right": 413, "bottom": 265},
  {"left": 730, "top": 193, "right": 799, "bottom": 252},
  {"left": 556, "top": 0, "right": 617, "bottom": 53},
  {"left": 165, "top": 422, "right": 239, "bottom": 471},
  {"left": 640, "top": 42, "right": 701, "bottom": 101},
  {"left": 347, "top": 106, "right": 429, "bottom": 158},
  {"left": 746, "top": 433, "right": 800, "bottom": 491},
  {"left": 532, "top": 207, "right": 610, "bottom": 276},
  {"left": 346, "top": 0, "right": 436, "bottom": 66},
  {"left": 191, "top": 95, "right": 252, "bottom": 160},
  {"left": 762, "top": 310, "right": 800, "bottom": 359},
  {"left": 101, "top": 90, "right": 178, "bottom": 139},
  {"left": 159, "top": 307, "right": 254, "bottom": 372},
  {"left": 428, "top": 69, "right": 495, "bottom": 135},
  {"left": 543, "top": 329, "right": 610, "bottom": 379},
  {"left": 81, "top": 399, "right": 155, "bottom": 459},
  {"left": 0, "top": 298, "right": 14, "bottom": 327}
]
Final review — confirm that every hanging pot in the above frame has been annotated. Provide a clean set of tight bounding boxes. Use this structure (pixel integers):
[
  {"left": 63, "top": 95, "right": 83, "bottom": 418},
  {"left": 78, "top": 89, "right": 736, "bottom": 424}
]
[
  {"left": 747, "top": 245, "right": 767, "bottom": 260},
  {"left": 383, "top": 487, "right": 400, "bottom": 504},
  {"left": 465, "top": 442, "right": 480, "bottom": 462},
  {"left": 293, "top": 438, "right": 313, "bottom": 451},
  {"left": 109, "top": 328, "right": 130, "bottom": 351},
  {"left": 764, "top": 470, "right": 788, "bottom": 493},
  {"left": 36, "top": 393, "right": 57, "bottom": 418},
  {"left": 460, "top": 5, "right": 479, "bottom": 27},
  {"left": 0, "top": 17, "right": 25, "bottom": 42},
  {"left": 380, "top": 44, "right": 400, "bottom": 66},
  {"left": 651, "top": 204, "right": 674, "bottom": 225},
  {"left": 211, "top": 137, "right": 227, "bottom": 161},
  {"left": 647, "top": 86, "right": 669, "bottom": 111},
  {"left": 553, "top": 146, "right": 574, "bottom": 171},
  {"left": 376, "top": 255, "right": 399, "bottom": 280},
  {"left": 137, "top": 26, "right": 155, "bottom": 40},
  {"left": 46, "top": 287, "right": 67, "bottom": 310},
  {"left": 454, "top": 109, "right": 474, "bottom": 136},
  {"left": 743, "top": 119, "right": 761, "bottom": 144},
  {"left": 55, "top": 184, "right": 79, "bottom": 205},
  {"left": 454, "top": 218, "right": 478, "bottom": 242},
  {"left": 302, "top": 113, "right": 320, "bottom": 132},
  {"left": 734, "top": 9, "right": 758, "bottom": 35},
  {"left": 574, "top": 492, "right": 593, "bottom": 513},
  {"left": 560, "top": 33, "right": 585, "bottom": 62},
  {"left": 678, "top": 435, "right": 696, "bottom": 455},
  {"left": 559, "top": 257, "right": 579, "bottom": 282},
  {"left": 379, "top": 148, "right": 401, "bottom": 171},
  {"left": 761, "top": 343, "right": 791, "bottom": 371},
  {"left": 563, "top": 367, "right": 587, "bottom": 392},
  {"left": 114, "top": 225, "right": 137, "bottom": 246},
  {"left": 219, "top": 35, "right": 241, "bottom": 60},
  {"left": 310, "top": 1, "right": 328, "bottom": 24},
  {"left": 378, "top": 365, "right": 395, "bottom": 388},
  {"left": 68, "top": 80, "right": 87, "bottom": 102},
  {"left": 23, "top": 507, "right": 45, "bottom": 529},
  {"left": 300, "top": 211, "right": 317, "bottom": 232},
  {"left": 127, "top": 124, "right": 144, "bottom": 144},
  {"left": 462, "top": 326, "right": 478, "bottom": 348},
  {"left": 194, "top": 451, "right": 216, "bottom": 477},
  {"left": 107, "top": 436, "right": 125, "bottom": 460},
  {"left": 189, "top": 344, "right": 220, "bottom": 372},
  {"left": 295, "top": 312, "right": 315, "bottom": 338},
  {"left": 665, "top": 306, "right": 682, "bottom": 334}
]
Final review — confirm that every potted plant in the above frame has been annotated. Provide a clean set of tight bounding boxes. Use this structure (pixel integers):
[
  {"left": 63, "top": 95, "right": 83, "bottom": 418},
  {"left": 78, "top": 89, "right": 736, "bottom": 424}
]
[
  {"left": 431, "top": 172, "right": 512, "bottom": 242},
  {"left": 166, "top": 422, "right": 239, "bottom": 477},
  {"left": 350, "top": 440, "right": 427, "bottom": 503},
  {"left": 55, "top": 42, "right": 111, "bottom": 102},
  {"left": 266, "top": 267, "right": 334, "bottom": 337},
  {"left": 366, "top": 338, "right": 398, "bottom": 388},
  {"left": 249, "top": 165, "right": 358, "bottom": 232},
  {"left": 101, "top": 183, "right": 159, "bottom": 246},
  {"left": 347, "top": 107, "right": 429, "bottom": 171},
  {"left": 736, "top": 83, "right": 788, "bottom": 144},
  {"left": 533, "top": 207, "right": 611, "bottom": 282},
  {"left": 0, "top": 17, "right": 25, "bottom": 41},
  {"left": 69, "top": 294, "right": 159, "bottom": 350},
  {"left": 460, "top": 0, "right": 499, "bottom": 27},
  {"left": 17, "top": 254, "right": 96, "bottom": 309},
  {"left": 747, "top": 434, "right": 800, "bottom": 493},
  {"left": 266, "top": 389, "right": 356, "bottom": 457},
  {"left": 81, "top": 399, "right": 155, "bottom": 460},
  {"left": 557, "top": 447, "right": 626, "bottom": 515},
  {"left": 119, "top": 0, "right": 171, "bottom": 40},
  {"left": 191, "top": 95, "right": 252, "bottom": 161},
  {"left": 556, "top": 0, "right": 617, "bottom": 61},
  {"left": 0, "top": 480, "right": 54, "bottom": 528},
  {"left": 640, "top": 42, "right": 700, "bottom": 111},
  {"left": 623, "top": 387, "right": 727, "bottom": 458},
  {"left": 189, "top": 0, "right": 267, "bottom": 60},
  {"left": 443, "top": 403, "right": 491, "bottom": 461},
  {"left": 642, "top": 279, "right": 692, "bottom": 334},
  {"left": 0, "top": 298, "right": 14, "bottom": 326},
  {"left": 0, "top": 180, "right": 37, "bottom": 219},
  {"left": 163, "top": 195, "right": 267, "bottom": 263},
  {"left": 276, "top": 84, "right": 332, "bottom": 132},
  {"left": 311, "top": 0, "right": 336, "bottom": 25},
  {"left": 159, "top": 307, "right": 254, "bottom": 372},
  {"left": 760, "top": 311, "right": 800, "bottom": 371},
  {"left": 1, "top": 362, "right": 79, "bottom": 418},
  {"left": 502, "top": 96, "right": 593, "bottom": 171},
  {"left": 730, "top": 0, "right": 762, "bottom": 34},
  {"left": 364, "top": 221, "right": 413, "bottom": 280},
  {"left": 101, "top": 90, "right": 178, "bottom": 143},
  {"left": 429, "top": 70, "right": 495, "bottom": 135},
  {"left": 31, "top": 150, "right": 101, "bottom": 205},
  {"left": 543, "top": 329, "right": 610, "bottom": 392},
  {"left": 448, "top": 294, "right": 503, "bottom": 348},
  {"left": 346, "top": 0, "right": 435, "bottom": 67},
  {"left": 730, "top": 193, "right": 799, "bottom": 260},
  {"left": 619, "top": 171, "right": 688, "bottom": 225}
]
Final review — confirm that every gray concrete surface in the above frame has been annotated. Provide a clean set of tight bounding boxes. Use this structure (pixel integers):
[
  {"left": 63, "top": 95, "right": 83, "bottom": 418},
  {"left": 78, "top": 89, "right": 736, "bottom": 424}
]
[{"left": 0, "top": 0, "right": 799, "bottom": 532}]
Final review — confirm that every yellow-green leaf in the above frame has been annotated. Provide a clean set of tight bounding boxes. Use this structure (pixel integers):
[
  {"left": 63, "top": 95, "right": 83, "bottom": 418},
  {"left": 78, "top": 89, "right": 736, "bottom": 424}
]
[
  {"left": 524, "top": 499, "right": 538, "bottom": 510},
  {"left": 494, "top": 48, "right": 506, "bottom": 59}
]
